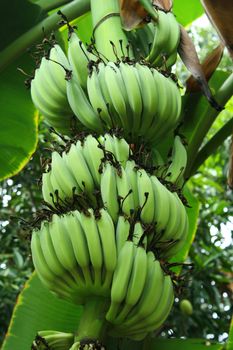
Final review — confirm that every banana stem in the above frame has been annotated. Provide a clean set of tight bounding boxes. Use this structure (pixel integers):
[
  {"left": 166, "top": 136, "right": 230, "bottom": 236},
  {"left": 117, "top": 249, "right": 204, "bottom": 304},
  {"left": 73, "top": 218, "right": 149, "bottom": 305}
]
[
  {"left": 185, "top": 73, "right": 233, "bottom": 178},
  {"left": 75, "top": 297, "right": 109, "bottom": 345},
  {"left": 189, "top": 116, "right": 233, "bottom": 177},
  {"left": 0, "top": 0, "right": 90, "bottom": 72},
  {"left": 90, "top": 0, "right": 133, "bottom": 61},
  {"left": 37, "top": 0, "right": 72, "bottom": 12}
]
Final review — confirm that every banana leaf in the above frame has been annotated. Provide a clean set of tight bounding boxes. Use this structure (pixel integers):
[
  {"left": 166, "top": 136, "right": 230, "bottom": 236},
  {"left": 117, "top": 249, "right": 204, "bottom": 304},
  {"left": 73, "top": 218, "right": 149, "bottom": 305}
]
[{"left": 2, "top": 272, "right": 82, "bottom": 350}]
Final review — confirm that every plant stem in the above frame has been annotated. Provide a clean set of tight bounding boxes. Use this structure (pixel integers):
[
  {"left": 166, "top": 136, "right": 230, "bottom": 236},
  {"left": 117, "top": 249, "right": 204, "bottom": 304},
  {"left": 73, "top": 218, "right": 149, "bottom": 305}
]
[
  {"left": 0, "top": 0, "right": 90, "bottom": 72},
  {"left": 37, "top": 0, "right": 72, "bottom": 12},
  {"left": 90, "top": 0, "right": 133, "bottom": 61},
  {"left": 74, "top": 297, "right": 109, "bottom": 344},
  {"left": 185, "top": 73, "right": 233, "bottom": 178},
  {"left": 188, "top": 116, "right": 233, "bottom": 177}
]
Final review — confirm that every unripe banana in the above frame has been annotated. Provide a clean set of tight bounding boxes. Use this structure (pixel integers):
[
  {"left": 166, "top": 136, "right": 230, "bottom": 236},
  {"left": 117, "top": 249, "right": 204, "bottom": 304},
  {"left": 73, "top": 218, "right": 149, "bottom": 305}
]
[
  {"left": 82, "top": 135, "right": 104, "bottom": 186},
  {"left": 51, "top": 151, "right": 77, "bottom": 199},
  {"left": 49, "top": 214, "right": 84, "bottom": 287},
  {"left": 106, "top": 241, "right": 135, "bottom": 322},
  {"left": 180, "top": 299, "right": 193, "bottom": 316},
  {"left": 137, "top": 169, "right": 154, "bottom": 223},
  {"left": 123, "top": 275, "right": 174, "bottom": 335},
  {"left": 42, "top": 172, "right": 54, "bottom": 208},
  {"left": 116, "top": 165, "right": 135, "bottom": 216},
  {"left": 96, "top": 209, "right": 117, "bottom": 290},
  {"left": 68, "top": 31, "right": 92, "bottom": 90},
  {"left": 64, "top": 142, "right": 95, "bottom": 196},
  {"left": 125, "top": 160, "right": 139, "bottom": 210},
  {"left": 121, "top": 252, "right": 164, "bottom": 328},
  {"left": 115, "top": 215, "right": 130, "bottom": 254},
  {"left": 32, "top": 330, "right": 74, "bottom": 350},
  {"left": 30, "top": 45, "right": 75, "bottom": 135},
  {"left": 77, "top": 210, "right": 103, "bottom": 289},
  {"left": 113, "top": 246, "right": 147, "bottom": 324},
  {"left": 100, "top": 162, "right": 119, "bottom": 222},
  {"left": 165, "top": 135, "right": 187, "bottom": 187},
  {"left": 63, "top": 212, "right": 93, "bottom": 289},
  {"left": 87, "top": 66, "right": 112, "bottom": 127},
  {"left": 66, "top": 71, "right": 104, "bottom": 133}
]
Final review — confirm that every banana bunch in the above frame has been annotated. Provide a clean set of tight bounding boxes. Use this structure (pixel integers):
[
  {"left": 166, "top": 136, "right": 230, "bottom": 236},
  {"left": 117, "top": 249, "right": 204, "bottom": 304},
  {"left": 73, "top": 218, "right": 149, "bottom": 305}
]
[
  {"left": 31, "top": 45, "right": 78, "bottom": 135},
  {"left": 31, "top": 208, "right": 117, "bottom": 303},
  {"left": 127, "top": 10, "right": 180, "bottom": 68},
  {"left": 85, "top": 61, "right": 181, "bottom": 144},
  {"left": 42, "top": 133, "right": 131, "bottom": 209},
  {"left": 106, "top": 243, "right": 174, "bottom": 340},
  {"left": 31, "top": 330, "right": 74, "bottom": 350}
]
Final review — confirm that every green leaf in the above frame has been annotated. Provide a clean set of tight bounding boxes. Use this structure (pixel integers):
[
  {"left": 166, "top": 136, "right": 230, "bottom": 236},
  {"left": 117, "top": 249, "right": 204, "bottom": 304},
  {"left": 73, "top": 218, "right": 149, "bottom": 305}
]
[
  {"left": 60, "top": 11, "right": 93, "bottom": 51},
  {"left": 0, "top": 0, "right": 45, "bottom": 50},
  {"left": 181, "top": 70, "right": 231, "bottom": 177},
  {"left": 105, "top": 337, "right": 223, "bottom": 350},
  {"left": 169, "top": 184, "right": 200, "bottom": 271},
  {"left": 173, "top": 0, "right": 204, "bottom": 27},
  {"left": 143, "top": 338, "right": 223, "bottom": 350},
  {"left": 2, "top": 273, "right": 82, "bottom": 350},
  {"left": 227, "top": 316, "right": 233, "bottom": 350},
  {"left": 0, "top": 56, "right": 38, "bottom": 181}
]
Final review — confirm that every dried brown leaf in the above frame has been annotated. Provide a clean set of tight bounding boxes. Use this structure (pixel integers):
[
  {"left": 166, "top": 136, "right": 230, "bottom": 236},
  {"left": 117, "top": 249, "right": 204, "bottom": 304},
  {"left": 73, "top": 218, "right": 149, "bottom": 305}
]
[
  {"left": 178, "top": 25, "right": 222, "bottom": 111},
  {"left": 186, "top": 43, "right": 224, "bottom": 93},
  {"left": 201, "top": 0, "right": 233, "bottom": 59},
  {"left": 120, "top": 0, "right": 148, "bottom": 30},
  {"left": 152, "top": 0, "right": 173, "bottom": 12}
]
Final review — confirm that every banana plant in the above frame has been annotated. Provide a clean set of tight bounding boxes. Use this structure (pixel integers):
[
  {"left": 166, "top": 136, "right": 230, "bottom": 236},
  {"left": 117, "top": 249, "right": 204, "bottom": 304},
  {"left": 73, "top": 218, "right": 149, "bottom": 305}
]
[{"left": 0, "top": 0, "right": 233, "bottom": 349}]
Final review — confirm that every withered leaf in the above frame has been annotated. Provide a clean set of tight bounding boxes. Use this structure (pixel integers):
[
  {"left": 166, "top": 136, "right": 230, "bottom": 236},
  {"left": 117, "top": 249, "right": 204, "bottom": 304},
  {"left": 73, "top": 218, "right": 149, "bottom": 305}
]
[
  {"left": 186, "top": 43, "right": 224, "bottom": 93},
  {"left": 152, "top": 0, "right": 173, "bottom": 12},
  {"left": 120, "top": 0, "right": 159, "bottom": 31},
  {"left": 120, "top": 0, "right": 148, "bottom": 30},
  {"left": 201, "top": 0, "right": 233, "bottom": 59},
  {"left": 178, "top": 25, "right": 223, "bottom": 111}
]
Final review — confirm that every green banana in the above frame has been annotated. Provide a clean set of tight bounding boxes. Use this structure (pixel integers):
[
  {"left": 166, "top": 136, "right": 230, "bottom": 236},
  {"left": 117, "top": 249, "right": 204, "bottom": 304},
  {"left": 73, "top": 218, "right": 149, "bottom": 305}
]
[
  {"left": 115, "top": 215, "right": 130, "bottom": 254},
  {"left": 124, "top": 275, "right": 174, "bottom": 335},
  {"left": 66, "top": 73, "right": 104, "bottom": 133},
  {"left": 150, "top": 175, "right": 171, "bottom": 234},
  {"left": 116, "top": 165, "right": 135, "bottom": 216},
  {"left": 125, "top": 160, "right": 139, "bottom": 210},
  {"left": 64, "top": 212, "right": 93, "bottom": 289},
  {"left": 100, "top": 162, "right": 119, "bottom": 222},
  {"left": 96, "top": 209, "right": 117, "bottom": 289},
  {"left": 77, "top": 209, "right": 103, "bottom": 289},
  {"left": 165, "top": 135, "right": 187, "bottom": 186},
  {"left": 49, "top": 214, "right": 85, "bottom": 287},
  {"left": 82, "top": 135, "right": 104, "bottom": 186},
  {"left": 113, "top": 246, "right": 147, "bottom": 324},
  {"left": 137, "top": 169, "right": 155, "bottom": 223},
  {"left": 87, "top": 66, "right": 112, "bottom": 127},
  {"left": 104, "top": 63, "right": 131, "bottom": 131},
  {"left": 147, "top": 10, "right": 171, "bottom": 65},
  {"left": 106, "top": 241, "right": 135, "bottom": 322},
  {"left": 65, "top": 142, "right": 95, "bottom": 195},
  {"left": 119, "top": 62, "right": 142, "bottom": 136},
  {"left": 42, "top": 172, "right": 54, "bottom": 208},
  {"left": 32, "top": 330, "right": 74, "bottom": 350},
  {"left": 68, "top": 31, "right": 90, "bottom": 90}
]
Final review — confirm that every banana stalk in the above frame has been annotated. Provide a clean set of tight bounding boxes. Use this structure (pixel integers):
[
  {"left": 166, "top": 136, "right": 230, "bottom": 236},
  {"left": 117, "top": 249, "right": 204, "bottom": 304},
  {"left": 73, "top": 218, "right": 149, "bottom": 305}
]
[
  {"left": 74, "top": 297, "right": 109, "bottom": 346},
  {"left": 90, "top": 0, "right": 133, "bottom": 61}
]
